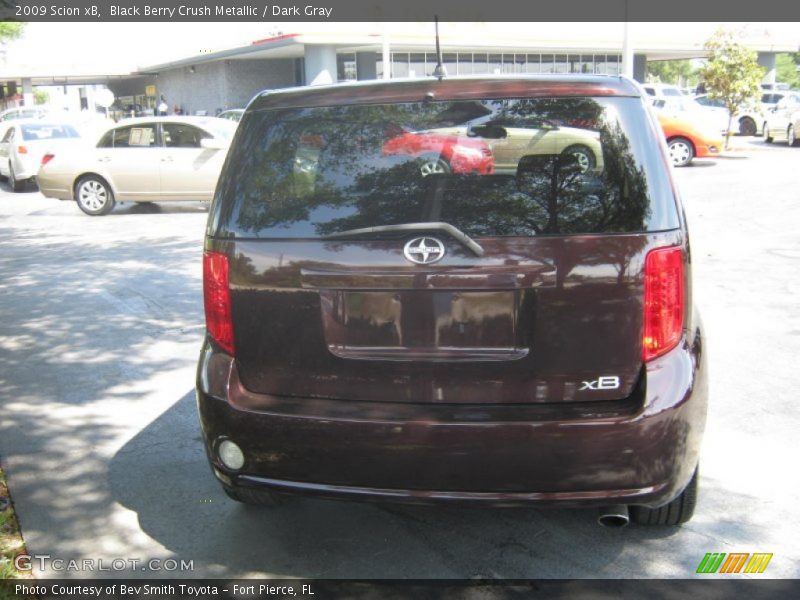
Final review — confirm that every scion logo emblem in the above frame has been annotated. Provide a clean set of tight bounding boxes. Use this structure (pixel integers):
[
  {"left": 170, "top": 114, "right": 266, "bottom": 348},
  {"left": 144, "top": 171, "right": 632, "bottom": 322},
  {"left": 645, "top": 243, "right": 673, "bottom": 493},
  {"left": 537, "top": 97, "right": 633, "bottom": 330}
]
[{"left": 403, "top": 237, "right": 446, "bottom": 265}]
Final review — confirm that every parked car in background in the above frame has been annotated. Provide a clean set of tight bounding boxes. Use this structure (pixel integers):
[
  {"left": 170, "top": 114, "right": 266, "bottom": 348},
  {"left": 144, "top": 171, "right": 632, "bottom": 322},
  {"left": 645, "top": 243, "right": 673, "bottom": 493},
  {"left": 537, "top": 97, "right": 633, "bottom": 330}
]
[
  {"left": 760, "top": 91, "right": 787, "bottom": 111},
  {"left": 692, "top": 94, "right": 764, "bottom": 136},
  {"left": 762, "top": 91, "right": 800, "bottom": 146},
  {"left": 218, "top": 109, "right": 244, "bottom": 122},
  {"left": 37, "top": 116, "right": 237, "bottom": 215},
  {"left": 198, "top": 75, "right": 708, "bottom": 527},
  {"left": 0, "top": 106, "right": 52, "bottom": 122},
  {"left": 432, "top": 115, "right": 603, "bottom": 174},
  {"left": 641, "top": 83, "right": 690, "bottom": 111},
  {"left": 0, "top": 120, "right": 81, "bottom": 191},
  {"left": 382, "top": 126, "right": 494, "bottom": 176},
  {"left": 655, "top": 111, "right": 723, "bottom": 167}
]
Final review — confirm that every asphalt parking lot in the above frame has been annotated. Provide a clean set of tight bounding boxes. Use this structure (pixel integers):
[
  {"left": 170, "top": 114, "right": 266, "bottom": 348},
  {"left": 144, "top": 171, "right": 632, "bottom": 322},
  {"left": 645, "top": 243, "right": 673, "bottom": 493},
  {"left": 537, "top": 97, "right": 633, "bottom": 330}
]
[{"left": 1, "top": 139, "right": 799, "bottom": 579}]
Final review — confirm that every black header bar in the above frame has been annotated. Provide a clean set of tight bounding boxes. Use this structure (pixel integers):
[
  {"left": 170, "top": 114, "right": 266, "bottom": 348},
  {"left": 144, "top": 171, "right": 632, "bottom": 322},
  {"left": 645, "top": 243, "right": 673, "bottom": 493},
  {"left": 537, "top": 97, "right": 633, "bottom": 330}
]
[{"left": 2, "top": 0, "right": 800, "bottom": 22}]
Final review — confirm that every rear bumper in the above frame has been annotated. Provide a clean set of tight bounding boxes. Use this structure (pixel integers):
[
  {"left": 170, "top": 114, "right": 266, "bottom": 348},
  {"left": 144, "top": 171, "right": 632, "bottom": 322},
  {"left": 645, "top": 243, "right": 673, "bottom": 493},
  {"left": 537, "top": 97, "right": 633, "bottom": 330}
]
[
  {"left": 196, "top": 330, "right": 707, "bottom": 509},
  {"left": 36, "top": 171, "right": 73, "bottom": 200}
]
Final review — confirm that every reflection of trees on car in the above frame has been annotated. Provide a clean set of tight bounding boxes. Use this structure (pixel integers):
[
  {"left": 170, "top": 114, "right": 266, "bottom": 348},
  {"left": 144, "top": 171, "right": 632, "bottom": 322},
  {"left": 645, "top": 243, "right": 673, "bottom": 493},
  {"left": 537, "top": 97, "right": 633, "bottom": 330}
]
[{"left": 224, "top": 99, "right": 650, "bottom": 240}]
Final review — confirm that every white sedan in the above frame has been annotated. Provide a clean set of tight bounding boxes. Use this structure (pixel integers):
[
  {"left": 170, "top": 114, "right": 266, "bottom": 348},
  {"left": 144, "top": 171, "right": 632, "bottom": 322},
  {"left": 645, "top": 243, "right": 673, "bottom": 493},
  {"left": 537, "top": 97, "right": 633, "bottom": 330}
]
[
  {"left": 692, "top": 94, "right": 765, "bottom": 136},
  {"left": 762, "top": 92, "right": 800, "bottom": 147},
  {"left": 0, "top": 120, "right": 81, "bottom": 192}
]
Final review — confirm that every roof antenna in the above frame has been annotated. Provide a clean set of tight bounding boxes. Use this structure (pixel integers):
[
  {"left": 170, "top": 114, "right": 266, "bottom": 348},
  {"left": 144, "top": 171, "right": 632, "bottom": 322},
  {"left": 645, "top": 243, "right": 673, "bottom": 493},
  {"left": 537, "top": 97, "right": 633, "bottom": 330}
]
[{"left": 432, "top": 16, "right": 447, "bottom": 80}]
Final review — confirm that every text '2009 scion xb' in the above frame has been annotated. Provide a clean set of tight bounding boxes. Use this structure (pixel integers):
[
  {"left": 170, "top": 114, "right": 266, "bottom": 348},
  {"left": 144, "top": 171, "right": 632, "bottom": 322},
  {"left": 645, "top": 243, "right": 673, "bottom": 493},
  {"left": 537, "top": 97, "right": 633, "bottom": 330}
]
[{"left": 197, "top": 75, "right": 708, "bottom": 527}]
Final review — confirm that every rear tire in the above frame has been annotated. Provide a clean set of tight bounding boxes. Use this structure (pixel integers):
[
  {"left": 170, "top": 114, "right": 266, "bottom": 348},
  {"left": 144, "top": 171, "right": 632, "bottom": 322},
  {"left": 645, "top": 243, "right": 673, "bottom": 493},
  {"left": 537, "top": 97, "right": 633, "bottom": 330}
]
[
  {"left": 631, "top": 467, "right": 698, "bottom": 526},
  {"left": 222, "top": 485, "right": 283, "bottom": 507},
  {"left": 9, "top": 164, "right": 24, "bottom": 192},
  {"left": 738, "top": 117, "right": 757, "bottom": 137},
  {"left": 667, "top": 137, "right": 694, "bottom": 167},
  {"left": 75, "top": 175, "right": 115, "bottom": 216}
]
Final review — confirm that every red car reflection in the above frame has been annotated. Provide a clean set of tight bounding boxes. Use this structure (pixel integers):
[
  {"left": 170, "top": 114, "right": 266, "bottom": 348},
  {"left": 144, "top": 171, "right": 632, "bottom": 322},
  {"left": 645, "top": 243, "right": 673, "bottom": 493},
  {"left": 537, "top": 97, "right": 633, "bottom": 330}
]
[{"left": 382, "top": 130, "right": 494, "bottom": 176}]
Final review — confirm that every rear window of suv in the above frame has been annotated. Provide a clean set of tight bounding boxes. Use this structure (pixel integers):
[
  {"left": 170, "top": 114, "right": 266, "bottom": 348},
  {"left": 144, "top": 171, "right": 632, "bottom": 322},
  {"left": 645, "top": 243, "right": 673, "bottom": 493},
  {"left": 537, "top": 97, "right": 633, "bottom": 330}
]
[{"left": 212, "top": 96, "right": 679, "bottom": 238}]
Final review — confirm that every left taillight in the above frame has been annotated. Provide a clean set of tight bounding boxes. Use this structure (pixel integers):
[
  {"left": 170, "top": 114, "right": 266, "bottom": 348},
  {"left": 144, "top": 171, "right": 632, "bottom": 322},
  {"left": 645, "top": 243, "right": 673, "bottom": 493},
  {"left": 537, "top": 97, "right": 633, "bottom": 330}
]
[
  {"left": 203, "top": 251, "right": 235, "bottom": 356},
  {"left": 41, "top": 153, "right": 55, "bottom": 166},
  {"left": 642, "top": 246, "right": 685, "bottom": 362}
]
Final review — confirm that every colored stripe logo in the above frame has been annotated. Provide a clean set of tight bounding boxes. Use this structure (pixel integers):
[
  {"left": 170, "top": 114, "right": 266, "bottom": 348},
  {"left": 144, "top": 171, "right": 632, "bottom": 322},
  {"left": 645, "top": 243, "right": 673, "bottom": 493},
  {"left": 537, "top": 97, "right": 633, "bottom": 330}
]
[{"left": 697, "top": 553, "right": 773, "bottom": 574}]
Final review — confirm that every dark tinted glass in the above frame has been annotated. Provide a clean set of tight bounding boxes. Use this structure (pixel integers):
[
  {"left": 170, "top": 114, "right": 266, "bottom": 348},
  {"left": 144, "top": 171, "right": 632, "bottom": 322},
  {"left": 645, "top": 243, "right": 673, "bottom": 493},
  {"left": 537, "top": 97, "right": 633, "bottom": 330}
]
[
  {"left": 212, "top": 96, "right": 678, "bottom": 239},
  {"left": 163, "top": 123, "right": 210, "bottom": 148},
  {"left": 97, "top": 130, "right": 113, "bottom": 148}
]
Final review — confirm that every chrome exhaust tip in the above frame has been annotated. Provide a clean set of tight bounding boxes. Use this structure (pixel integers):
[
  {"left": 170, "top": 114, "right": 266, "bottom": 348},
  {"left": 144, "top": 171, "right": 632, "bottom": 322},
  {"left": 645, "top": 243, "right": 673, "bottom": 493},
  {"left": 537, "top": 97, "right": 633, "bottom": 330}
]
[{"left": 598, "top": 505, "right": 630, "bottom": 527}]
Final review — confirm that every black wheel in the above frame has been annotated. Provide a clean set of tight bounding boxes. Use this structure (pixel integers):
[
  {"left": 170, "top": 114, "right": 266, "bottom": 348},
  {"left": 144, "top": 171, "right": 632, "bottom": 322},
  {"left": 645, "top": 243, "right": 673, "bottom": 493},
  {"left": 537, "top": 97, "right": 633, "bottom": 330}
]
[
  {"left": 667, "top": 137, "right": 695, "bottom": 167},
  {"left": 222, "top": 485, "right": 283, "bottom": 507},
  {"left": 418, "top": 155, "right": 451, "bottom": 177},
  {"left": 561, "top": 144, "right": 596, "bottom": 172},
  {"left": 9, "top": 164, "right": 24, "bottom": 192},
  {"left": 788, "top": 125, "right": 799, "bottom": 147},
  {"left": 75, "top": 175, "right": 115, "bottom": 216},
  {"left": 738, "top": 117, "right": 757, "bottom": 137},
  {"left": 763, "top": 123, "right": 773, "bottom": 143},
  {"left": 631, "top": 467, "right": 698, "bottom": 526}
]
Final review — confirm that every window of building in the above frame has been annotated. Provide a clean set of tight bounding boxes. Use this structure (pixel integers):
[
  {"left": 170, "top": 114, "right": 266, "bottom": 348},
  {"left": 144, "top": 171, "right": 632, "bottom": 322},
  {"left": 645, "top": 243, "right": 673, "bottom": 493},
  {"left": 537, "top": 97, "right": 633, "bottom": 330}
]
[
  {"left": 337, "top": 53, "right": 357, "bottom": 82},
  {"left": 472, "top": 53, "right": 489, "bottom": 74},
  {"left": 392, "top": 53, "right": 410, "bottom": 78}
]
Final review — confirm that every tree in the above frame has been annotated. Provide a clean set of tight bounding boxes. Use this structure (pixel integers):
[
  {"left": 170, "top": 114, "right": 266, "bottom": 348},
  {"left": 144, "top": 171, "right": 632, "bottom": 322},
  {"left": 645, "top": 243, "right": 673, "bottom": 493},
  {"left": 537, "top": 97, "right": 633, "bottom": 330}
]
[
  {"left": 775, "top": 53, "right": 800, "bottom": 89},
  {"left": 647, "top": 60, "right": 698, "bottom": 88},
  {"left": 699, "top": 29, "right": 765, "bottom": 150},
  {"left": 33, "top": 88, "right": 49, "bottom": 105},
  {"left": 0, "top": 22, "right": 24, "bottom": 42}
]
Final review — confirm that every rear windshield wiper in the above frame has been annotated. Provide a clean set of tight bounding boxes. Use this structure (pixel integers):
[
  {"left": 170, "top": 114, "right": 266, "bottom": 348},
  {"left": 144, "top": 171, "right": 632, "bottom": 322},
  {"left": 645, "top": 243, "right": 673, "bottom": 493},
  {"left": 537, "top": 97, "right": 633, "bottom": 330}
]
[{"left": 322, "top": 222, "right": 485, "bottom": 257}]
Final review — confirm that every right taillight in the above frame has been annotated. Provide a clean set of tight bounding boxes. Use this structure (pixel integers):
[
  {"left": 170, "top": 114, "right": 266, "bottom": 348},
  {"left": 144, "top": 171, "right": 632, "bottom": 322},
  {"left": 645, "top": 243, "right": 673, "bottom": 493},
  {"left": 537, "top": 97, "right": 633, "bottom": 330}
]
[
  {"left": 203, "top": 251, "right": 235, "bottom": 356},
  {"left": 41, "top": 153, "right": 55, "bottom": 166},
  {"left": 642, "top": 246, "right": 685, "bottom": 362}
]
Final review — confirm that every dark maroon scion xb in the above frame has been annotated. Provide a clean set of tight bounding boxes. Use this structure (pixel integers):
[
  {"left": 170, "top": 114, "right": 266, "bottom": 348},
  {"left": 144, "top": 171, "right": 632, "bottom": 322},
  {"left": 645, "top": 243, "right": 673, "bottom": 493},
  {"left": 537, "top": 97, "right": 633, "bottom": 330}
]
[{"left": 197, "top": 75, "right": 707, "bottom": 526}]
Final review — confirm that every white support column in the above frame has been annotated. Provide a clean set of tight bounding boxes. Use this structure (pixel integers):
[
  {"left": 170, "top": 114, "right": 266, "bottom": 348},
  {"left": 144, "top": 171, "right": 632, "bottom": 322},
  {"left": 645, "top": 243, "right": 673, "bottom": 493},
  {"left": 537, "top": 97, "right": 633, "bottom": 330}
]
[
  {"left": 21, "top": 77, "right": 33, "bottom": 106},
  {"left": 382, "top": 31, "right": 391, "bottom": 80},
  {"left": 621, "top": 21, "right": 634, "bottom": 79},
  {"left": 304, "top": 45, "right": 337, "bottom": 86}
]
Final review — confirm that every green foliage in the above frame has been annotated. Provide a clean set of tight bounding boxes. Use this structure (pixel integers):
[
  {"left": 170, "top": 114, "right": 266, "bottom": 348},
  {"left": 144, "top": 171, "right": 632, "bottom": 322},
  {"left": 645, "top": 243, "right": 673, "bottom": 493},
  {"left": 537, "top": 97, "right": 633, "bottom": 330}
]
[
  {"left": 32, "top": 89, "right": 49, "bottom": 105},
  {"left": 700, "top": 29, "right": 765, "bottom": 149},
  {"left": 647, "top": 60, "right": 698, "bottom": 87},
  {"left": 775, "top": 53, "right": 800, "bottom": 89},
  {"left": 0, "top": 22, "right": 25, "bottom": 42}
]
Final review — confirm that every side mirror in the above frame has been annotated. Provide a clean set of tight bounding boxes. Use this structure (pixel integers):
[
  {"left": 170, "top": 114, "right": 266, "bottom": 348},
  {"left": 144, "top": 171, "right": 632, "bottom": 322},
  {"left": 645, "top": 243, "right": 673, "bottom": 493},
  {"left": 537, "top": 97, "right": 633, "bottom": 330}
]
[{"left": 200, "top": 137, "right": 226, "bottom": 150}]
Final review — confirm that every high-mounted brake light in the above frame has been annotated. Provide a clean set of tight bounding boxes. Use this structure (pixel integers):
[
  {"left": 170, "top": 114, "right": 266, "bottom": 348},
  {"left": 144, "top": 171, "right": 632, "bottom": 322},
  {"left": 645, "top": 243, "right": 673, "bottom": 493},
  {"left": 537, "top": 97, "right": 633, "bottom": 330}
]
[
  {"left": 203, "top": 251, "right": 235, "bottom": 355},
  {"left": 41, "top": 153, "right": 54, "bottom": 166},
  {"left": 642, "top": 246, "right": 685, "bottom": 362}
]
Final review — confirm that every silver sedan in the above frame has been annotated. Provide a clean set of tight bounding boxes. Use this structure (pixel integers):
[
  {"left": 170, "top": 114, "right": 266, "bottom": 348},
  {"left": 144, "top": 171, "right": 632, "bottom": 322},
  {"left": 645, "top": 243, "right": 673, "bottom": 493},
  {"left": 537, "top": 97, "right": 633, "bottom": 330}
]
[{"left": 37, "top": 116, "right": 237, "bottom": 215}]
